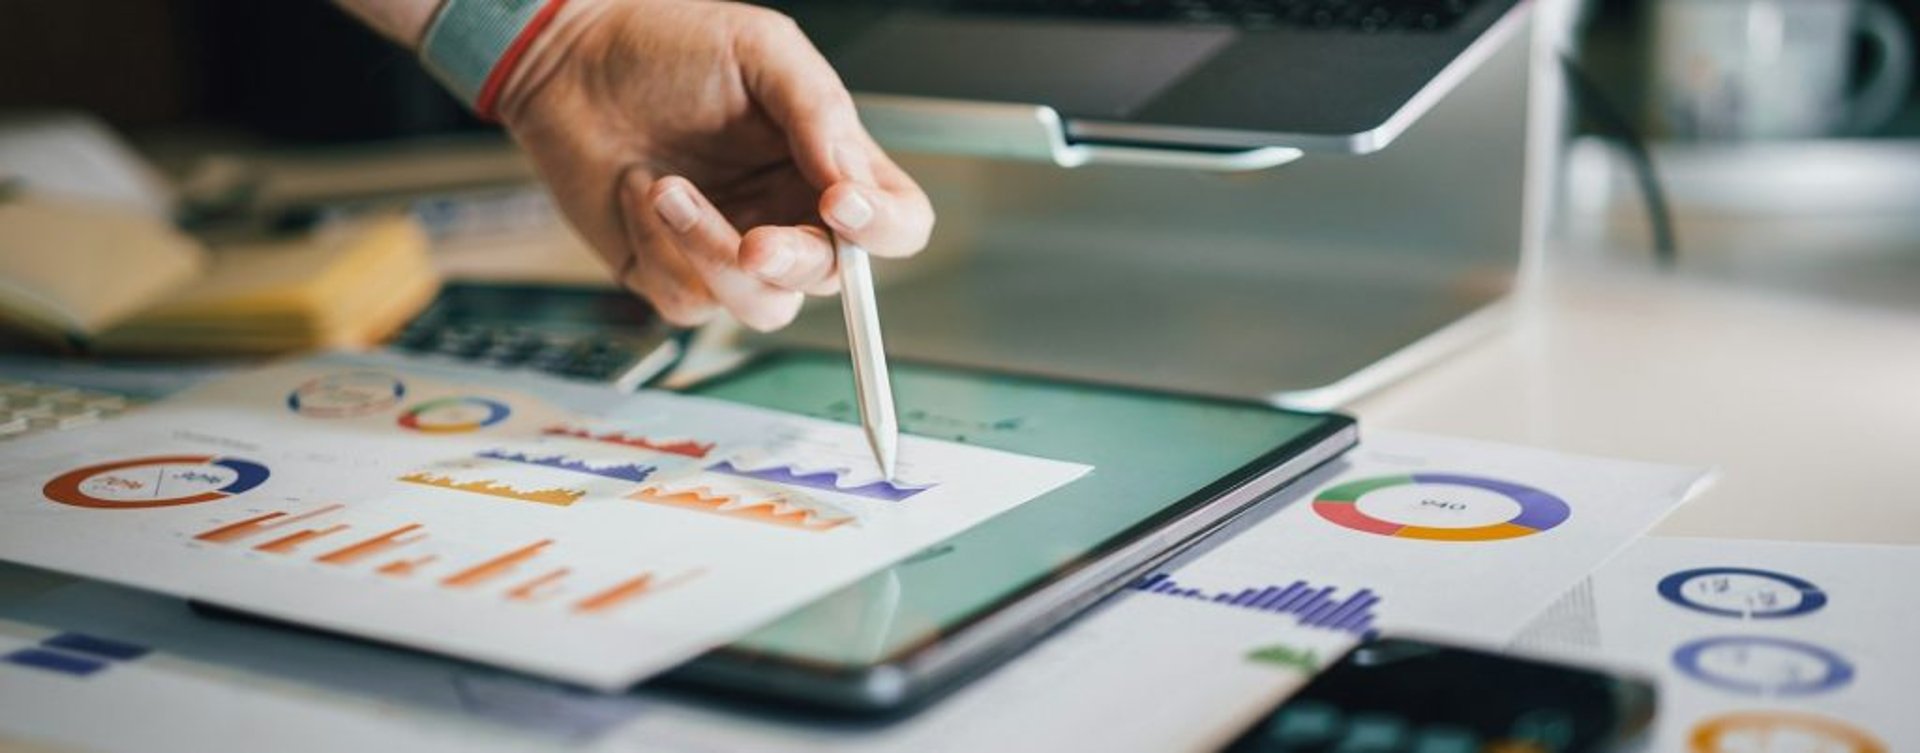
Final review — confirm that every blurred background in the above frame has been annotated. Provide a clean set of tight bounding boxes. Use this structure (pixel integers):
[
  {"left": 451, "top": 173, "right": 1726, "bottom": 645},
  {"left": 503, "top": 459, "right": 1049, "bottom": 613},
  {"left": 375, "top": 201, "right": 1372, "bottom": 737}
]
[
  {"left": 2, "top": 0, "right": 1918, "bottom": 383},
  {"left": 7, "top": 0, "right": 1918, "bottom": 144},
  {"left": 7, "top": 0, "right": 1917, "bottom": 289}
]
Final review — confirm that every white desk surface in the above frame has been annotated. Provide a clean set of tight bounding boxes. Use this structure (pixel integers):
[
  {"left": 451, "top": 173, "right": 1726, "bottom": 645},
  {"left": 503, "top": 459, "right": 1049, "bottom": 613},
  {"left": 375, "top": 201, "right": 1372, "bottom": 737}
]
[
  {"left": 4, "top": 202, "right": 1917, "bottom": 752},
  {"left": 1352, "top": 251, "right": 1920, "bottom": 546}
]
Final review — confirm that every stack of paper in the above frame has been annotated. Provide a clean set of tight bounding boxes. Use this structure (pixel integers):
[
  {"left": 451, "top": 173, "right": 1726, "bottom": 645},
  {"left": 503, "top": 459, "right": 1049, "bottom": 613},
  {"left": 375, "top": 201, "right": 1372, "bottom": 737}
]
[
  {"left": 0, "top": 202, "right": 438, "bottom": 354},
  {"left": 91, "top": 216, "right": 440, "bottom": 354}
]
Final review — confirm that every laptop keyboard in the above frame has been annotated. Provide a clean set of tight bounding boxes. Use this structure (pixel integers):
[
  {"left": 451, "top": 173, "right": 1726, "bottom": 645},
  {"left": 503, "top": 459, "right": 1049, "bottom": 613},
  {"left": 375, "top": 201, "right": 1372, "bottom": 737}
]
[{"left": 949, "top": 0, "right": 1481, "bottom": 32}]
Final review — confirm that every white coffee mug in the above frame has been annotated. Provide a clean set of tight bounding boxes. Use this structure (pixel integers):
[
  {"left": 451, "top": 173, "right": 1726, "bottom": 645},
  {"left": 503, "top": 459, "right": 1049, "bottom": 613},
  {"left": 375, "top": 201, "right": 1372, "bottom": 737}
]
[{"left": 1653, "top": 0, "right": 1914, "bottom": 139}]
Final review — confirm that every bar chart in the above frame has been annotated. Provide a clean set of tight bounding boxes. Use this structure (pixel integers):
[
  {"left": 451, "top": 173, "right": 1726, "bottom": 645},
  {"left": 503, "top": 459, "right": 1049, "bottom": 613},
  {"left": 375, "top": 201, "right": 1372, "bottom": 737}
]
[
  {"left": 1131, "top": 573, "right": 1382, "bottom": 638},
  {"left": 474, "top": 449, "right": 655, "bottom": 483},
  {"left": 397, "top": 472, "right": 586, "bottom": 507},
  {"left": 707, "top": 460, "right": 932, "bottom": 501},
  {"left": 187, "top": 504, "right": 689, "bottom": 617},
  {"left": 540, "top": 424, "right": 714, "bottom": 459},
  {"left": 630, "top": 485, "right": 855, "bottom": 532}
]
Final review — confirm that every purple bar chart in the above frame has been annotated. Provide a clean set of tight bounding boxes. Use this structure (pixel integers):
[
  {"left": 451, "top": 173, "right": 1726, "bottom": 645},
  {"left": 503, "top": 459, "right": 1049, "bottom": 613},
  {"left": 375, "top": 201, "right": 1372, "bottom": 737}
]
[{"left": 1131, "top": 573, "right": 1381, "bottom": 638}]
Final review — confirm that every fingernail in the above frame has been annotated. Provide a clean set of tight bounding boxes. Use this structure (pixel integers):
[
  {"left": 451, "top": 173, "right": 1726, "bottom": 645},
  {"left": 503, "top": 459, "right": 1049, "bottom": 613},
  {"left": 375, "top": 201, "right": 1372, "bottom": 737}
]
[
  {"left": 655, "top": 186, "right": 699, "bottom": 232},
  {"left": 830, "top": 189, "right": 874, "bottom": 230},
  {"left": 754, "top": 243, "right": 795, "bottom": 279}
]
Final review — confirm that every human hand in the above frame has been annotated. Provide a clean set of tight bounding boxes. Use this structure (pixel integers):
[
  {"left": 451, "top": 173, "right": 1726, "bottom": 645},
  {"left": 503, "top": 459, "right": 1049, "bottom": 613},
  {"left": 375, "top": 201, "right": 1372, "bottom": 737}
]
[{"left": 494, "top": 0, "right": 934, "bottom": 330}]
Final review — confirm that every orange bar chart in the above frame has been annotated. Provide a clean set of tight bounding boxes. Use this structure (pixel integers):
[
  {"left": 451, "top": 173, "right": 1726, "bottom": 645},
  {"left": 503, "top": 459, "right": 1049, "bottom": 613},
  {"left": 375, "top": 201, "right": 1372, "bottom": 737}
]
[
  {"left": 573, "top": 570, "right": 700, "bottom": 614},
  {"left": 442, "top": 540, "right": 552, "bottom": 588},
  {"left": 378, "top": 555, "right": 438, "bottom": 577},
  {"left": 255, "top": 524, "right": 350, "bottom": 554},
  {"left": 506, "top": 568, "right": 571, "bottom": 602},
  {"left": 574, "top": 574, "right": 653, "bottom": 614},
  {"left": 317, "top": 524, "right": 426, "bottom": 566},
  {"left": 194, "top": 504, "right": 345, "bottom": 544}
]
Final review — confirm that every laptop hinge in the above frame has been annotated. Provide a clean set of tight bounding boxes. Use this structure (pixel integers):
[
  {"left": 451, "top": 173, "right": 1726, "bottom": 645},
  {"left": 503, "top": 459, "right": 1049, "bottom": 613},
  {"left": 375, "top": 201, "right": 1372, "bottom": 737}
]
[{"left": 855, "top": 94, "right": 1303, "bottom": 172}]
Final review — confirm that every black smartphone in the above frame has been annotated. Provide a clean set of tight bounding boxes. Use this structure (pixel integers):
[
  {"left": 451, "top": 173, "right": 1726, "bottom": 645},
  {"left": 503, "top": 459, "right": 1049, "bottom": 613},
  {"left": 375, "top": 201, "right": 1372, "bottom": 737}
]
[{"left": 1221, "top": 637, "right": 1655, "bottom": 753}]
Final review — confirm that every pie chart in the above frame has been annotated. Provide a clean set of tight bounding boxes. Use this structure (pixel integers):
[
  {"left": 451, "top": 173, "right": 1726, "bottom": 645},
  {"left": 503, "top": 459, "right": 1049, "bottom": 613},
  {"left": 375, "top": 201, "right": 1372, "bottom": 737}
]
[
  {"left": 43, "top": 455, "right": 271, "bottom": 510},
  {"left": 1313, "top": 473, "right": 1570, "bottom": 542},
  {"left": 397, "top": 397, "right": 512, "bottom": 433}
]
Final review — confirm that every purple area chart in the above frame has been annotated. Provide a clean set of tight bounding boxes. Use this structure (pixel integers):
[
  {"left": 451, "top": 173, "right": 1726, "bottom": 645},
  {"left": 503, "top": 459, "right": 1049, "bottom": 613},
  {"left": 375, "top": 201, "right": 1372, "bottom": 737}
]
[{"left": 706, "top": 459, "right": 931, "bottom": 501}]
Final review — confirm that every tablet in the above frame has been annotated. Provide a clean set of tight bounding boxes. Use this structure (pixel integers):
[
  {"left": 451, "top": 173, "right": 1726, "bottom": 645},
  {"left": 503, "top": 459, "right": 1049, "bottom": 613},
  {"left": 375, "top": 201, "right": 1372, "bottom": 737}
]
[{"left": 668, "top": 351, "right": 1356, "bottom": 714}]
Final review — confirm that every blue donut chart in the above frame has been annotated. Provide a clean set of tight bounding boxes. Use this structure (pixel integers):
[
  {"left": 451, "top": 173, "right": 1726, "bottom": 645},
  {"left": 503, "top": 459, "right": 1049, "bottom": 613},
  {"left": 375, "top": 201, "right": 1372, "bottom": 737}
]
[
  {"left": 1657, "top": 566, "right": 1827, "bottom": 619},
  {"left": 1671, "top": 635, "right": 1854, "bottom": 697}
]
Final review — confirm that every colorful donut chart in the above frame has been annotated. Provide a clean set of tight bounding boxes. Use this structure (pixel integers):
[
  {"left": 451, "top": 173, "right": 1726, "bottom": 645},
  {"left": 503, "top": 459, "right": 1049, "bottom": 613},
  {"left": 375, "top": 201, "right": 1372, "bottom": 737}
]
[
  {"left": 397, "top": 397, "right": 512, "bottom": 433},
  {"left": 1312, "top": 473, "right": 1571, "bottom": 542},
  {"left": 1657, "top": 566, "right": 1827, "bottom": 619},
  {"left": 44, "top": 455, "right": 270, "bottom": 510}
]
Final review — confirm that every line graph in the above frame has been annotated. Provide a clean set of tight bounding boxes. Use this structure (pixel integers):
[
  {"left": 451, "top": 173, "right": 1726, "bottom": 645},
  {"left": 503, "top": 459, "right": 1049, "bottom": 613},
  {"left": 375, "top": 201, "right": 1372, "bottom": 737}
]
[
  {"left": 706, "top": 459, "right": 931, "bottom": 501},
  {"left": 630, "top": 485, "right": 855, "bottom": 532},
  {"left": 475, "top": 449, "right": 655, "bottom": 483},
  {"left": 539, "top": 424, "right": 714, "bottom": 459},
  {"left": 1132, "top": 573, "right": 1382, "bottom": 638},
  {"left": 398, "top": 472, "right": 586, "bottom": 507}
]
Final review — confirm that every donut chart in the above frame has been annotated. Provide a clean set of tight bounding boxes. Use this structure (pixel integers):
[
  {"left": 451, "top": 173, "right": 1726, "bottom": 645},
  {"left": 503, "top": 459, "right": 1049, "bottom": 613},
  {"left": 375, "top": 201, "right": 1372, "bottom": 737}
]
[
  {"left": 1658, "top": 567, "right": 1827, "bottom": 619},
  {"left": 397, "top": 397, "right": 512, "bottom": 433},
  {"left": 44, "top": 455, "right": 271, "bottom": 510},
  {"left": 1313, "top": 473, "right": 1570, "bottom": 542},
  {"left": 1689, "top": 711, "right": 1884, "bottom": 753},
  {"left": 1672, "top": 635, "right": 1854, "bottom": 696},
  {"left": 286, "top": 371, "right": 405, "bottom": 418}
]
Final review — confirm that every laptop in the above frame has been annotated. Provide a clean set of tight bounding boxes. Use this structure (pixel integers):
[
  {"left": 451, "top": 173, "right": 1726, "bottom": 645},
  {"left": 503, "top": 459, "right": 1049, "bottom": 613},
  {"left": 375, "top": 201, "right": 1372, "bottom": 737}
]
[{"left": 773, "top": 0, "right": 1529, "bottom": 153}]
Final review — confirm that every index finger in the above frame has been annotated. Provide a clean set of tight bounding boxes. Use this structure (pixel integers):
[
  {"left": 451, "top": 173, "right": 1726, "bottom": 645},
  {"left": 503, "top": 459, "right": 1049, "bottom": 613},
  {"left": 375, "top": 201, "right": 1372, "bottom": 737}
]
[{"left": 733, "top": 9, "right": 859, "bottom": 188}]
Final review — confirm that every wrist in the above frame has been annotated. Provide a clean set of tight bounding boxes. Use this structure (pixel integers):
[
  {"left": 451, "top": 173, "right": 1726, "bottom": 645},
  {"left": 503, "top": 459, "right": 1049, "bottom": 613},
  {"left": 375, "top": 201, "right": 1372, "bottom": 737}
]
[
  {"left": 493, "top": 0, "right": 612, "bottom": 126},
  {"left": 419, "top": 0, "right": 587, "bottom": 121}
]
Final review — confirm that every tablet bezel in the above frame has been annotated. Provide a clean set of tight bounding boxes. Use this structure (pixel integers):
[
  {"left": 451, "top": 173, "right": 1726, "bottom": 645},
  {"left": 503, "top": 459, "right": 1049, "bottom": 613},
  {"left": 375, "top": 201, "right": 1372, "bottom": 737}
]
[{"left": 664, "top": 351, "right": 1358, "bottom": 714}]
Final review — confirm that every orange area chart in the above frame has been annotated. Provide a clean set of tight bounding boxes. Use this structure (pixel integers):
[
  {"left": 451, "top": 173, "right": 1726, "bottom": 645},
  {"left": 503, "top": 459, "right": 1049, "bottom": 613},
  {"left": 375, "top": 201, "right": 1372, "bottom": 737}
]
[
  {"left": 398, "top": 472, "right": 586, "bottom": 507},
  {"left": 630, "top": 485, "right": 854, "bottom": 532}
]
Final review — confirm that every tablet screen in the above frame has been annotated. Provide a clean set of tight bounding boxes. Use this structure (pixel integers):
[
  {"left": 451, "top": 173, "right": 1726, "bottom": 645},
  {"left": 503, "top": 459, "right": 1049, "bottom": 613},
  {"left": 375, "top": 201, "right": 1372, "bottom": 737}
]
[{"left": 687, "top": 352, "right": 1335, "bottom": 669}]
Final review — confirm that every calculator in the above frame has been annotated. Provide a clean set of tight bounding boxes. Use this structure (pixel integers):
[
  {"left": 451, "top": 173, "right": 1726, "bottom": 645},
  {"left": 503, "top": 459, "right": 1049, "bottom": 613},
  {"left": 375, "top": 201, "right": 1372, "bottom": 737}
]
[
  {"left": 387, "top": 282, "right": 685, "bottom": 391},
  {"left": 1221, "top": 638, "right": 1655, "bottom": 753}
]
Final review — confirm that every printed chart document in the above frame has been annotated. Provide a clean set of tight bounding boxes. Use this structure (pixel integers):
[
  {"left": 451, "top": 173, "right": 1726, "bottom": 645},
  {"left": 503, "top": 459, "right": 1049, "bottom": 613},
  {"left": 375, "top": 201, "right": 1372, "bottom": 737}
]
[
  {"left": 1515, "top": 537, "right": 1917, "bottom": 753},
  {"left": 0, "top": 356, "right": 1088, "bottom": 690},
  {"left": 0, "top": 432, "right": 1705, "bottom": 753}
]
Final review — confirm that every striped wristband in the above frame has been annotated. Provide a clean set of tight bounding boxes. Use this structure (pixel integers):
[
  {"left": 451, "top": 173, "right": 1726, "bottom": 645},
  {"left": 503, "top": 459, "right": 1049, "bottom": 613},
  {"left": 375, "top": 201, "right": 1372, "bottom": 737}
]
[{"left": 420, "top": 0, "right": 571, "bottom": 121}]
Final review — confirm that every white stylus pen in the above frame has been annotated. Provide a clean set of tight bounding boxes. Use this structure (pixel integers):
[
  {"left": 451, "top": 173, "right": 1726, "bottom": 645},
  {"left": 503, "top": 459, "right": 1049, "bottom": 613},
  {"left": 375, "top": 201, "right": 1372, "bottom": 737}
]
[{"left": 835, "top": 232, "right": 898, "bottom": 480}]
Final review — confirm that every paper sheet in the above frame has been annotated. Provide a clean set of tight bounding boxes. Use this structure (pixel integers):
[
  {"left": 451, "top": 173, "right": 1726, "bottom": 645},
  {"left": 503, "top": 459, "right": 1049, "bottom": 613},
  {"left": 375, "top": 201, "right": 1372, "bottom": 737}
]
[
  {"left": 0, "top": 355, "right": 1088, "bottom": 690},
  {"left": 1513, "top": 537, "right": 1919, "bottom": 752},
  {"left": 0, "top": 431, "right": 1706, "bottom": 753}
]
